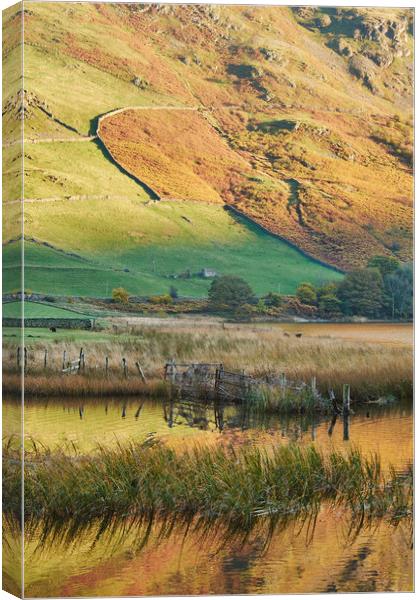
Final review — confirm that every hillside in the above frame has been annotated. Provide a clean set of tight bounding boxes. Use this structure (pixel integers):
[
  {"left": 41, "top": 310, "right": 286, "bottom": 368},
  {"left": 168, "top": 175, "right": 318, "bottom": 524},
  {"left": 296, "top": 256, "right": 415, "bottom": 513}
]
[
  {"left": 3, "top": 203, "right": 342, "bottom": 297},
  {"left": 2, "top": 3, "right": 413, "bottom": 296}
]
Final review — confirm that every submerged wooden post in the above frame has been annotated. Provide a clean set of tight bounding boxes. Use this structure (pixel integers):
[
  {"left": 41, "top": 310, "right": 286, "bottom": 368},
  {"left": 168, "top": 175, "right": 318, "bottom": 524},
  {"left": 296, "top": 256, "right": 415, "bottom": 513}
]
[
  {"left": 44, "top": 348, "right": 48, "bottom": 369},
  {"left": 122, "top": 357, "right": 128, "bottom": 378},
  {"left": 135, "top": 362, "right": 147, "bottom": 384}
]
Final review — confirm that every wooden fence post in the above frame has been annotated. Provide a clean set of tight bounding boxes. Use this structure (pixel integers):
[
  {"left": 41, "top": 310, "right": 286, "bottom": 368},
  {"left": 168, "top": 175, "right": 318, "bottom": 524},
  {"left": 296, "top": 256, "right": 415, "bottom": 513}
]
[
  {"left": 280, "top": 372, "right": 286, "bottom": 399},
  {"left": 169, "top": 358, "right": 176, "bottom": 384},
  {"left": 79, "top": 348, "right": 85, "bottom": 372},
  {"left": 342, "top": 384, "right": 351, "bottom": 441},
  {"left": 122, "top": 358, "right": 128, "bottom": 378},
  {"left": 214, "top": 367, "right": 220, "bottom": 399},
  {"left": 44, "top": 348, "right": 48, "bottom": 369},
  {"left": 135, "top": 362, "right": 147, "bottom": 384},
  {"left": 105, "top": 356, "right": 109, "bottom": 376},
  {"left": 24, "top": 347, "right": 27, "bottom": 371},
  {"left": 62, "top": 350, "right": 67, "bottom": 371},
  {"left": 17, "top": 346, "right": 20, "bottom": 369},
  {"left": 342, "top": 384, "right": 351, "bottom": 415},
  {"left": 311, "top": 376, "right": 317, "bottom": 395}
]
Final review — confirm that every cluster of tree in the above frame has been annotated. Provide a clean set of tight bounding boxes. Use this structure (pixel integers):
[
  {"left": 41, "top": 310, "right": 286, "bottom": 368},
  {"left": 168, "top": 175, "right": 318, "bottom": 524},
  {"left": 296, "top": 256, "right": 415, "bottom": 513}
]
[
  {"left": 113, "top": 255, "right": 412, "bottom": 321},
  {"left": 297, "top": 256, "right": 413, "bottom": 320}
]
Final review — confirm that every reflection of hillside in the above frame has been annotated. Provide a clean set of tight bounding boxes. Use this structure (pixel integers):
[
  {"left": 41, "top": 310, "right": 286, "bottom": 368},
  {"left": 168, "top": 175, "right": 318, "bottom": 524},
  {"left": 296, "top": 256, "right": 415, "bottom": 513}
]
[{"left": 9, "top": 503, "right": 412, "bottom": 596}]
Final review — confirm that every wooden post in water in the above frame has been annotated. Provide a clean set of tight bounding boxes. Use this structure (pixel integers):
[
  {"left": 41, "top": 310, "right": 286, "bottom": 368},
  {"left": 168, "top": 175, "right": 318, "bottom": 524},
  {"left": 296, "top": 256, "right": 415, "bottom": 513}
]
[
  {"left": 135, "top": 362, "right": 147, "bottom": 384},
  {"left": 44, "top": 348, "right": 48, "bottom": 369},
  {"left": 342, "top": 384, "right": 351, "bottom": 441},
  {"left": 122, "top": 358, "right": 128, "bottom": 378},
  {"left": 62, "top": 350, "right": 67, "bottom": 371}
]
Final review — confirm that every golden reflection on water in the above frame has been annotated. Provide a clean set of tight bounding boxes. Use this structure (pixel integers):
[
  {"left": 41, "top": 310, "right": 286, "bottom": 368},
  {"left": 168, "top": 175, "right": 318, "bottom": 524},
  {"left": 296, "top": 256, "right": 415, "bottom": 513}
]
[
  {"left": 2, "top": 397, "right": 413, "bottom": 596},
  {"left": 9, "top": 397, "right": 413, "bottom": 473},
  {"left": 5, "top": 504, "right": 412, "bottom": 597}
]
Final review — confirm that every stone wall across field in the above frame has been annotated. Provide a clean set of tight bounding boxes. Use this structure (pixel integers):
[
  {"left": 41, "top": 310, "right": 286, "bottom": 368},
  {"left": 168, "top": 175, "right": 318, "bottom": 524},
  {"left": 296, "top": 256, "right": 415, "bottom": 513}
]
[{"left": 3, "top": 318, "right": 93, "bottom": 330}]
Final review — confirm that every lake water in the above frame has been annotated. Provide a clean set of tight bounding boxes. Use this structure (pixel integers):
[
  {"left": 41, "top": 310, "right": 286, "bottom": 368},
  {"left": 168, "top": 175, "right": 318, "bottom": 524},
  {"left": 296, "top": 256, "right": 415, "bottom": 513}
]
[{"left": 3, "top": 396, "right": 413, "bottom": 596}]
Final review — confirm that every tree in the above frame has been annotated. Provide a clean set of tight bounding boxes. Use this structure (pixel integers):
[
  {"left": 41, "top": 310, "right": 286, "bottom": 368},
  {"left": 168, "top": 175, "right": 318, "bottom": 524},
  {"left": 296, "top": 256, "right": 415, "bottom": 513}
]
[
  {"left": 112, "top": 287, "right": 130, "bottom": 304},
  {"left": 296, "top": 282, "right": 317, "bottom": 305},
  {"left": 337, "top": 268, "right": 384, "bottom": 317},
  {"left": 256, "top": 298, "right": 268, "bottom": 314},
  {"left": 384, "top": 263, "right": 413, "bottom": 319},
  {"left": 318, "top": 294, "right": 342, "bottom": 317},
  {"left": 169, "top": 285, "right": 178, "bottom": 300},
  {"left": 264, "top": 292, "right": 283, "bottom": 307},
  {"left": 367, "top": 255, "right": 400, "bottom": 278},
  {"left": 316, "top": 282, "right": 341, "bottom": 317},
  {"left": 208, "top": 275, "right": 254, "bottom": 309}
]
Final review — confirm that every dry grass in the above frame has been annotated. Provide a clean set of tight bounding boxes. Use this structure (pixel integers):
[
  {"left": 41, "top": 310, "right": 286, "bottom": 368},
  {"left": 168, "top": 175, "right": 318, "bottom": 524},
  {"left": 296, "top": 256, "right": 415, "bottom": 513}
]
[
  {"left": 4, "top": 324, "right": 413, "bottom": 401},
  {"left": 3, "top": 373, "right": 169, "bottom": 399}
]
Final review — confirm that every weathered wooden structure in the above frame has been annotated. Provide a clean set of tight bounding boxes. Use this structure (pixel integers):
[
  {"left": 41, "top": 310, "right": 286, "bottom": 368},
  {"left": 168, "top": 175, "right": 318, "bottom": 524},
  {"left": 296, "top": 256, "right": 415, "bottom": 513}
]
[{"left": 165, "top": 360, "right": 320, "bottom": 402}]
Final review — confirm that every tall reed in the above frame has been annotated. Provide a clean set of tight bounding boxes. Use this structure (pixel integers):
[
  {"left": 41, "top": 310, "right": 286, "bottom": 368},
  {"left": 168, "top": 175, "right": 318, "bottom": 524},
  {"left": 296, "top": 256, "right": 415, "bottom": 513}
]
[{"left": 4, "top": 441, "right": 412, "bottom": 528}]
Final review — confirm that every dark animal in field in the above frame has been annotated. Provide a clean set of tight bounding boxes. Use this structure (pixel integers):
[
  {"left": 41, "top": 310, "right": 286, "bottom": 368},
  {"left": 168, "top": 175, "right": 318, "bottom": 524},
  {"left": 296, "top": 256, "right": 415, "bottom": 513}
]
[
  {"left": 295, "top": 333, "right": 303, "bottom": 338},
  {"left": 283, "top": 332, "right": 290, "bottom": 337},
  {"left": 49, "top": 327, "right": 56, "bottom": 332}
]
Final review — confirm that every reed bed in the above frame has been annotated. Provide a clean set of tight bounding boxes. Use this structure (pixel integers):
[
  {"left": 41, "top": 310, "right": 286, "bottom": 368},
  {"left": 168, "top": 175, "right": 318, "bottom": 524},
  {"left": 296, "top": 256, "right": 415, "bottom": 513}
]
[
  {"left": 4, "top": 440, "right": 412, "bottom": 528},
  {"left": 4, "top": 325, "right": 413, "bottom": 401},
  {"left": 3, "top": 373, "right": 169, "bottom": 398}
]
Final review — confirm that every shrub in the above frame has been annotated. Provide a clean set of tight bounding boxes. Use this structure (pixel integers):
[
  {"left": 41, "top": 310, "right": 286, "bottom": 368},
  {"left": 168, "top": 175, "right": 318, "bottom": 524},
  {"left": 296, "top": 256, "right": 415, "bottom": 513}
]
[
  {"left": 149, "top": 294, "right": 173, "bottom": 305},
  {"left": 112, "top": 287, "right": 130, "bottom": 304},
  {"left": 169, "top": 286, "right": 178, "bottom": 300},
  {"left": 264, "top": 292, "right": 283, "bottom": 307},
  {"left": 296, "top": 282, "right": 317, "bottom": 306}
]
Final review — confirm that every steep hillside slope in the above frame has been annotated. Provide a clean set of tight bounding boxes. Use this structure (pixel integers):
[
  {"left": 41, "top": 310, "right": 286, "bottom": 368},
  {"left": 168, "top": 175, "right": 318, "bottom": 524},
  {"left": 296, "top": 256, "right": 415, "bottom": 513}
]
[{"left": 2, "top": 3, "right": 413, "bottom": 292}]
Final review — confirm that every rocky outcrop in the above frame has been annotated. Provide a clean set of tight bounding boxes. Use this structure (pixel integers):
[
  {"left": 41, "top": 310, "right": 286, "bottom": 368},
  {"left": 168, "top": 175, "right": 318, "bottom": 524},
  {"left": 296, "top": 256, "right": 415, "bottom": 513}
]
[{"left": 294, "top": 7, "right": 412, "bottom": 97}]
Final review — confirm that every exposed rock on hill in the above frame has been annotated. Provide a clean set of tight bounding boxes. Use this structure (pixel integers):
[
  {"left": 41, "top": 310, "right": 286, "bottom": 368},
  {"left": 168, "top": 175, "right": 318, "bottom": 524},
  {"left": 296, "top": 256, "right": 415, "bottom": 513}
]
[{"left": 3, "top": 3, "right": 413, "bottom": 271}]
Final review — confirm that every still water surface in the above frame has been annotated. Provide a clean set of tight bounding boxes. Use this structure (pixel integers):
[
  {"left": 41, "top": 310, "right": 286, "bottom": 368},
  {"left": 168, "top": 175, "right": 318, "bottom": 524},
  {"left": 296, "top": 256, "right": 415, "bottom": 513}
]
[{"left": 3, "top": 396, "right": 413, "bottom": 596}]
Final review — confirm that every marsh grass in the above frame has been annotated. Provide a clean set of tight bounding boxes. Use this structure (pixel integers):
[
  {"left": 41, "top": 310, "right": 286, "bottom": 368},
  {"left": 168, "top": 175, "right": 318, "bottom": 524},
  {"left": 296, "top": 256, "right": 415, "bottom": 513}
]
[
  {"left": 4, "top": 440, "right": 412, "bottom": 529},
  {"left": 244, "top": 385, "right": 329, "bottom": 413},
  {"left": 4, "top": 324, "right": 413, "bottom": 402},
  {"left": 3, "top": 372, "right": 169, "bottom": 398}
]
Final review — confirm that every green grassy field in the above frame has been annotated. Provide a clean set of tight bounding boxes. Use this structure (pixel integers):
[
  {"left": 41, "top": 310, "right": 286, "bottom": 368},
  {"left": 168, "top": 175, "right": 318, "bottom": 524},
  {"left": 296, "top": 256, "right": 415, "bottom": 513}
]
[
  {"left": 4, "top": 201, "right": 342, "bottom": 297},
  {"left": 23, "top": 140, "right": 152, "bottom": 201},
  {"left": 3, "top": 301, "right": 92, "bottom": 319}
]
